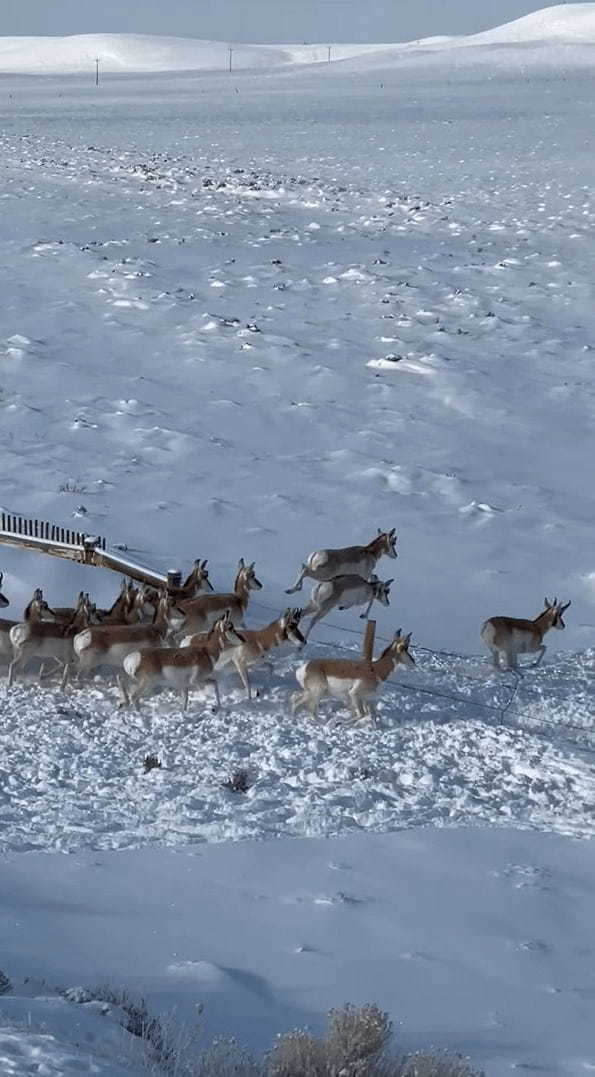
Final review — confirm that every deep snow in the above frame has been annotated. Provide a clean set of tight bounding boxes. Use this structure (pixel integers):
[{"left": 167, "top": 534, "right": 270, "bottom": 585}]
[{"left": 1, "top": 9, "right": 595, "bottom": 1074}]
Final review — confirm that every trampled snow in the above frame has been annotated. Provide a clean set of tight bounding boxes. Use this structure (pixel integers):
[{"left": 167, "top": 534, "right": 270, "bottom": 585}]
[{"left": 1, "top": 8, "right": 595, "bottom": 1074}]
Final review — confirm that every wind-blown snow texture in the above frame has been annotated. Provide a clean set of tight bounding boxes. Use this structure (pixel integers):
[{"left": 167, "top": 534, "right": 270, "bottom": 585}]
[{"left": 1, "top": 15, "right": 595, "bottom": 1074}]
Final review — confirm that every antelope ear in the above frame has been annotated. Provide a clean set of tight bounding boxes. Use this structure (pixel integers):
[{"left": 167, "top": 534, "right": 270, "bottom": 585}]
[
  {"left": 544, "top": 597, "right": 551, "bottom": 608},
  {"left": 561, "top": 599, "right": 571, "bottom": 612},
  {"left": 294, "top": 608, "right": 303, "bottom": 620},
  {"left": 201, "top": 559, "right": 208, "bottom": 569},
  {"left": 395, "top": 628, "right": 402, "bottom": 638},
  {"left": 250, "top": 561, "right": 256, "bottom": 570},
  {"left": 386, "top": 579, "right": 394, "bottom": 586},
  {"left": 238, "top": 558, "right": 245, "bottom": 569},
  {"left": 404, "top": 632, "right": 412, "bottom": 645},
  {"left": 378, "top": 527, "right": 383, "bottom": 534},
  {"left": 390, "top": 528, "right": 396, "bottom": 537}
]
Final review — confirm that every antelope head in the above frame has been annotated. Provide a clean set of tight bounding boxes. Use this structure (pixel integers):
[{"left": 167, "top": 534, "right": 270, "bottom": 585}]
[
  {"left": 390, "top": 629, "right": 415, "bottom": 668},
  {"left": 377, "top": 527, "right": 398, "bottom": 559},
  {"left": 26, "top": 588, "right": 56, "bottom": 620},
  {"left": 237, "top": 558, "right": 263, "bottom": 592},
  {"left": 215, "top": 610, "right": 245, "bottom": 646},
  {"left": 371, "top": 575, "right": 393, "bottom": 607},
  {"left": 193, "top": 558, "right": 214, "bottom": 593},
  {"left": 543, "top": 597, "right": 571, "bottom": 630},
  {"left": 279, "top": 608, "right": 306, "bottom": 648}
]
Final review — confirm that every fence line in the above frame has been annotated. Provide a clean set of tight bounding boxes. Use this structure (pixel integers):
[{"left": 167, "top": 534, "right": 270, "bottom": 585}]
[
  {"left": 251, "top": 597, "right": 595, "bottom": 755},
  {"left": 1, "top": 514, "right": 593, "bottom": 754}
]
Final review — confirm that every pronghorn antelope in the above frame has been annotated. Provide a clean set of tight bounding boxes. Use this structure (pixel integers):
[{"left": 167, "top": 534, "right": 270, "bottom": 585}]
[
  {"left": 95, "top": 579, "right": 139, "bottom": 624},
  {"left": 286, "top": 528, "right": 397, "bottom": 594},
  {"left": 73, "top": 590, "right": 183, "bottom": 677},
  {"left": 121, "top": 611, "right": 245, "bottom": 711},
  {"left": 302, "top": 574, "right": 393, "bottom": 639},
  {"left": 0, "top": 573, "right": 8, "bottom": 609},
  {"left": 291, "top": 630, "right": 415, "bottom": 725},
  {"left": 50, "top": 591, "right": 98, "bottom": 626},
  {"left": 8, "top": 592, "right": 95, "bottom": 689},
  {"left": 177, "top": 559, "right": 263, "bottom": 634},
  {"left": 481, "top": 598, "right": 571, "bottom": 672},
  {"left": 169, "top": 559, "right": 214, "bottom": 601},
  {"left": 213, "top": 608, "right": 305, "bottom": 699},
  {"left": 0, "top": 588, "right": 54, "bottom": 661}
]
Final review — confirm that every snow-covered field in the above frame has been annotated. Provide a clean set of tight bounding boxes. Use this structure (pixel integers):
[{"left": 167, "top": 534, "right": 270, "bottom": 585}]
[{"left": 1, "top": 5, "right": 595, "bottom": 1073}]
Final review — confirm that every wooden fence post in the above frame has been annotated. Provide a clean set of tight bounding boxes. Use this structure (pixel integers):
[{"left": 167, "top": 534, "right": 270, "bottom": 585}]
[
  {"left": 362, "top": 619, "right": 376, "bottom": 663},
  {"left": 167, "top": 569, "right": 182, "bottom": 592}
]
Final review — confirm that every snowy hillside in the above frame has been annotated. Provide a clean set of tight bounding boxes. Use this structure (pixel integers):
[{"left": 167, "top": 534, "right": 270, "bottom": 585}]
[
  {"left": 1, "top": 5, "right": 595, "bottom": 74},
  {"left": 2, "top": 829, "right": 595, "bottom": 1074},
  {"left": 0, "top": 33, "right": 385, "bottom": 75},
  {"left": 467, "top": 1, "right": 595, "bottom": 45},
  {"left": 1, "top": 12, "right": 595, "bottom": 1076}
]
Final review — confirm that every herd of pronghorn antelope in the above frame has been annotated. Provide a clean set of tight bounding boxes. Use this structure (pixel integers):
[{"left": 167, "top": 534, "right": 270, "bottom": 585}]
[{"left": 0, "top": 528, "right": 571, "bottom": 724}]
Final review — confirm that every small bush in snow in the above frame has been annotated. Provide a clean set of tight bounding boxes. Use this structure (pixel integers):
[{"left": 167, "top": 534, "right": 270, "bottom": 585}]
[
  {"left": 398, "top": 1052, "right": 482, "bottom": 1077},
  {"left": 266, "top": 1028, "right": 328, "bottom": 1076},
  {"left": 222, "top": 769, "right": 251, "bottom": 793},
  {"left": 0, "top": 969, "right": 12, "bottom": 996},
  {"left": 326, "top": 1002, "right": 393, "bottom": 1074},
  {"left": 143, "top": 754, "right": 162, "bottom": 773},
  {"left": 63, "top": 985, "right": 94, "bottom": 1003},
  {"left": 193, "top": 1037, "right": 260, "bottom": 1076}
]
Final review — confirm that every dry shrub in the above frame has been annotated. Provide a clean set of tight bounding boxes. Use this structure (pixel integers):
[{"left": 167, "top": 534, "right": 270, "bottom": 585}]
[
  {"left": 398, "top": 1051, "right": 482, "bottom": 1077},
  {"left": 266, "top": 1029, "right": 328, "bottom": 1076},
  {"left": 326, "top": 1002, "right": 393, "bottom": 1075},
  {"left": 193, "top": 1037, "right": 260, "bottom": 1076}
]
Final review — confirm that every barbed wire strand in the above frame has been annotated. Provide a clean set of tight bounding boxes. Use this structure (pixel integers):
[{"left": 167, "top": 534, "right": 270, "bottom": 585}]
[{"left": 249, "top": 598, "right": 595, "bottom": 756}]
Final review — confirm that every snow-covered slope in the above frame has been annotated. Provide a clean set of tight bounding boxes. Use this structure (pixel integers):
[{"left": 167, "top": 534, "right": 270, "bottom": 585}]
[
  {"left": 1, "top": 36, "right": 595, "bottom": 1077},
  {"left": 2, "top": 5, "right": 595, "bottom": 75},
  {"left": 2, "top": 829, "right": 595, "bottom": 1075},
  {"left": 467, "top": 2, "right": 595, "bottom": 45},
  {"left": 0, "top": 33, "right": 385, "bottom": 75}
]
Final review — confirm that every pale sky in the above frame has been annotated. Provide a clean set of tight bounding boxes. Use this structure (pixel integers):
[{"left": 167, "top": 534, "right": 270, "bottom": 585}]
[{"left": 1, "top": 0, "right": 587, "bottom": 43}]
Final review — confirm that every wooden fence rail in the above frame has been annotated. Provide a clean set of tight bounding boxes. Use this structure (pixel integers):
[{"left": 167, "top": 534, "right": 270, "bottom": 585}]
[{"left": 0, "top": 512, "right": 180, "bottom": 591}]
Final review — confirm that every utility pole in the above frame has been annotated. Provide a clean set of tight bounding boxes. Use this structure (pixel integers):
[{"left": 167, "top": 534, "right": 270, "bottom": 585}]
[
  {"left": 95, "top": 57, "right": 100, "bottom": 86},
  {"left": 228, "top": 47, "right": 233, "bottom": 73}
]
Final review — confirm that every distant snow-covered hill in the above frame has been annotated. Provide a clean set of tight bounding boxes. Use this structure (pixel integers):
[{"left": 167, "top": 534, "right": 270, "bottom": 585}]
[
  {"left": 0, "top": 33, "right": 383, "bottom": 75},
  {"left": 1, "top": 5, "right": 595, "bottom": 75}
]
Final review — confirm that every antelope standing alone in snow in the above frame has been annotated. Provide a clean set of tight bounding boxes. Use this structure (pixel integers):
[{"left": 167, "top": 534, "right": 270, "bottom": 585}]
[
  {"left": 73, "top": 590, "right": 183, "bottom": 677},
  {"left": 122, "top": 611, "right": 245, "bottom": 711},
  {"left": 302, "top": 574, "right": 393, "bottom": 639},
  {"left": 212, "top": 608, "right": 306, "bottom": 699},
  {"left": 0, "top": 588, "right": 55, "bottom": 662},
  {"left": 291, "top": 630, "right": 415, "bottom": 725},
  {"left": 286, "top": 528, "right": 397, "bottom": 594},
  {"left": 8, "top": 592, "right": 95, "bottom": 688},
  {"left": 481, "top": 597, "right": 571, "bottom": 672},
  {"left": 177, "top": 559, "right": 263, "bottom": 634}
]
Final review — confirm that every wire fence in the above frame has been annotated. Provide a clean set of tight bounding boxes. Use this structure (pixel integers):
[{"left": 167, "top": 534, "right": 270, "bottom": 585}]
[{"left": 250, "top": 597, "right": 595, "bottom": 758}]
